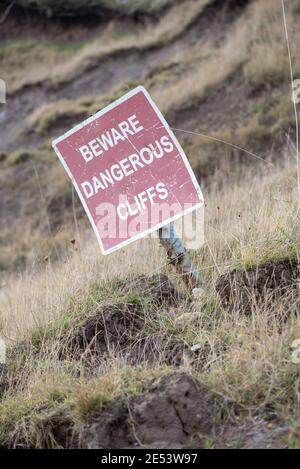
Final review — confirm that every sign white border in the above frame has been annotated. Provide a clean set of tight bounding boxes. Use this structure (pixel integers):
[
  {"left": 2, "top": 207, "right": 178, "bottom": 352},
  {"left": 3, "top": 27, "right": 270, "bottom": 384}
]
[{"left": 52, "top": 86, "right": 204, "bottom": 255}]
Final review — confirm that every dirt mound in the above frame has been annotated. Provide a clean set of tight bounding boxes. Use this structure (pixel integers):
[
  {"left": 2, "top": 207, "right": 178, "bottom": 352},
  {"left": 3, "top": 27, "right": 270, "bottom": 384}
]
[
  {"left": 83, "top": 373, "right": 216, "bottom": 449},
  {"left": 8, "top": 373, "right": 291, "bottom": 449},
  {"left": 11, "top": 411, "right": 78, "bottom": 449},
  {"left": 119, "top": 274, "right": 182, "bottom": 306},
  {"left": 61, "top": 275, "right": 187, "bottom": 365},
  {"left": 216, "top": 258, "right": 300, "bottom": 314},
  {"left": 63, "top": 303, "right": 146, "bottom": 360},
  {"left": 62, "top": 302, "right": 188, "bottom": 365}
]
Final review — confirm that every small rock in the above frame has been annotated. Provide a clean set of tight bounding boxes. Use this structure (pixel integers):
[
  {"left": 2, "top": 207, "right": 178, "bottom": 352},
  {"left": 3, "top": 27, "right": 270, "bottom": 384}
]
[
  {"left": 192, "top": 287, "right": 205, "bottom": 300},
  {"left": 191, "top": 343, "right": 202, "bottom": 352}
]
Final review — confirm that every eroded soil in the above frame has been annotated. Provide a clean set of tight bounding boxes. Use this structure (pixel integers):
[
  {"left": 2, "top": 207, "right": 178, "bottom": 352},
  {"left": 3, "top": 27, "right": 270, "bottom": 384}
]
[
  {"left": 60, "top": 275, "right": 189, "bottom": 366},
  {"left": 216, "top": 258, "right": 300, "bottom": 314},
  {"left": 83, "top": 373, "right": 217, "bottom": 449},
  {"left": 0, "top": 0, "right": 252, "bottom": 153}
]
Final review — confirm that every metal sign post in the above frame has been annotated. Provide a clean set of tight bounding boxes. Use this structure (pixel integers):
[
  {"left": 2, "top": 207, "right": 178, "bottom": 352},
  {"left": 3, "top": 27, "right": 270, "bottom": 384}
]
[{"left": 159, "top": 223, "right": 203, "bottom": 290}]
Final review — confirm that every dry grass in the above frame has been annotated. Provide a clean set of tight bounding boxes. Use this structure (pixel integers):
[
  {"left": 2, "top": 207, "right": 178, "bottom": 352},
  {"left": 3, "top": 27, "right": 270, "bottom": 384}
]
[
  {"left": 14, "top": 0, "right": 175, "bottom": 16},
  {"left": 157, "top": 0, "right": 300, "bottom": 113},
  {"left": 1, "top": 0, "right": 211, "bottom": 93},
  {"left": 0, "top": 41, "right": 82, "bottom": 94},
  {"left": 1, "top": 0, "right": 300, "bottom": 449},
  {"left": 50, "top": 0, "right": 211, "bottom": 86},
  {"left": 244, "top": 0, "right": 300, "bottom": 86},
  {"left": 25, "top": 88, "right": 133, "bottom": 134},
  {"left": 24, "top": 0, "right": 300, "bottom": 142},
  {"left": 0, "top": 237, "right": 164, "bottom": 341},
  {"left": 1, "top": 148, "right": 300, "bottom": 447},
  {"left": 0, "top": 359, "right": 169, "bottom": 448}
]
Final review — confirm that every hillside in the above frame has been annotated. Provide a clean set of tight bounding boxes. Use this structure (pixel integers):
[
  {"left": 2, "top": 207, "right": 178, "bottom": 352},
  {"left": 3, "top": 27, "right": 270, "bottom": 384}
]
[{"left": 0, "top": 0, "right": 300, "bottom": 449}]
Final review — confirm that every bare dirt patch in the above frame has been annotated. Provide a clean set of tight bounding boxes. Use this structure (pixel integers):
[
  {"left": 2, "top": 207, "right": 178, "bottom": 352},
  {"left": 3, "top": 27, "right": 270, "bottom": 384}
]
[
  {"left": 63, "top": 302, "right": 148, "bottom": 361},
  {"left": 6, "top": 372, "right": 291, "bottom": 449},
  {"left": 0, "top": 0, "right": 252, "bottom": 153},
  {"left": 119, "top": 274, "right": 182, "bottom": 306},
  {"left": 216, "top": 258, "right": 300, "bottom": 314},
  {"left": 169, "top": 71, "right": 262, "bottom": 133},
  {"left": 61, "top": 275, "right": 188, "bottom": 366},
  {"left": 83, "top": 373, "right": 216, "bottom": 449}
]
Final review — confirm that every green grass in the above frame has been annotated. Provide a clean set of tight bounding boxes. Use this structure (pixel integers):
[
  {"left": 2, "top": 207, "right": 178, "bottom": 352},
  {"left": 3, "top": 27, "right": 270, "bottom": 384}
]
[
  {"left": 0, "top": 359, "right": 168, "bottom": 448},
  {"left": 0, "top": 40, "right": 85, "bottom": 57},
  {"left": 229, "top": 215, "right": 300, "bottom": 272},
  {"left": 7, "top": 150, "right": 32, "bottom": 166},
  {"left": 1, "top": 0, "right": 300, "bottom": 449},
  {"left": 43, "top": 42, "right": 85, "bottom": 53}
]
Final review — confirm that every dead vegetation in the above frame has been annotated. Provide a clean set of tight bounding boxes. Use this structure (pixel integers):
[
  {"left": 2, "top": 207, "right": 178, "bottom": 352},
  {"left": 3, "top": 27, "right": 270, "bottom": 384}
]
[
  {"left": 12, "top": 0, "right": 175, "bottom": 17},
  {"left": 216, "top": 258, "right": 300, "bottom": 315},
  {"left": 83, "top": 373, "right": 217, "bottom": 449},
  {"left": 1, "top": 155, "right": 300, "bottom": 448},
  {"left": 1, "top": 0, "right": 300, "bottom": 450},
  {"left": 1, "top": 0, "right": 212, "bottom": 93}
]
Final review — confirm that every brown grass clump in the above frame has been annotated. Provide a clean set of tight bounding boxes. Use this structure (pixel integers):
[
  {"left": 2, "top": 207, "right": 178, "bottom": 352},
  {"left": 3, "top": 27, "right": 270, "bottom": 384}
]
[
  {"left": 1, "top": 0, "right": 300, "bottom": 450},
  {"left": 1, "top": 0, "right": 211, "bottom": 93}
]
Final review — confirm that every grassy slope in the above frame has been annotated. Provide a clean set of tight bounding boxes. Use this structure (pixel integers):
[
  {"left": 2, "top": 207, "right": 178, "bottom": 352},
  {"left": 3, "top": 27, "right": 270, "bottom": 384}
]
[
  {"left": 16, "top": 0, "right": 175, "bottom": 16},
  {"left": 1, "top": 160, "right": 300, "bottom": 447},
  {"left": 2, "top": 0, "right": 299, "bottom": 272},
  {"left": 1, "top": 0, "right": 211, "bottom": 93},
  {"left": 1, "top": 0, "right": 300, "bottom": 448}
]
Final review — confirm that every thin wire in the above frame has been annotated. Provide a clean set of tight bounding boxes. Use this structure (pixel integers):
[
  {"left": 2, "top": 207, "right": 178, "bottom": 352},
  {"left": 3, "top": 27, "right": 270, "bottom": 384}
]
[
  {"left": 72, "top": 185, "right": 82, "bottom": 247},
  {"left": 171, "top": 127, "right": 275, "bottom": 167},
  {"left": 206, "top": 242, "right": 221, "bottom": 275},
  {"left": 0, "top": 0, "right": 15, "bottom": 25},
  {"left": 281, "top": 0, "right": 300, "bottom": 204},
  {"left": 32, "top": 162, "right": 60, "bottom": 260}
]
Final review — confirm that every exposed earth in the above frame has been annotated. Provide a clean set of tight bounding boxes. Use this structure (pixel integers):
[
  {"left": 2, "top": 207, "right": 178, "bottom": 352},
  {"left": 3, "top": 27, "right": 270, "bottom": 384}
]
[{"left": 0, "top": 0, "right": 300, "bottom": 450}]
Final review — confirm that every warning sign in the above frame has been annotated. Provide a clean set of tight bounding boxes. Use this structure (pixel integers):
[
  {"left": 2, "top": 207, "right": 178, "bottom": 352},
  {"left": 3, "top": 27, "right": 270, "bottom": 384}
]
[{"left": 52, "top": 86, "right": 204, "bottom": 254}]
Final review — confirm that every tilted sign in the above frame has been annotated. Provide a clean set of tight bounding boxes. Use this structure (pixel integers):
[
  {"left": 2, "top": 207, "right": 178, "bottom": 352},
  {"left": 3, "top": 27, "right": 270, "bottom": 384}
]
[{"left": 52, "top": 87, "right": 204, "bottom": 254}]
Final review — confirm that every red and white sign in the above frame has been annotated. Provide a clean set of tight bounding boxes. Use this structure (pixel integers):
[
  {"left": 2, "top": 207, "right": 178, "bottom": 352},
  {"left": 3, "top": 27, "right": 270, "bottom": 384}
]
[{"left": 52, "top": 86, "right": 204, "bottom": 255}]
